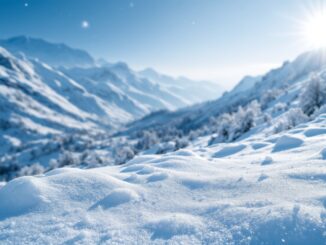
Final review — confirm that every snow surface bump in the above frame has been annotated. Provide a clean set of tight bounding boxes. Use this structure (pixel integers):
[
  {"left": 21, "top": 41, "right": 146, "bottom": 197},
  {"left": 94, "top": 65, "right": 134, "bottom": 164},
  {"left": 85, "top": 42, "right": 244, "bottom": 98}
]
[
  {"left": 273, "top": 135, "right": 304, "bottom": 152},
  {"left": 213, "top": 144, "right": 246, "bottom": 158},
  {"left": 144, "top": 213, "right": 204, "bottom": 240},
  {"left": 89, "top": 188, "right": 139, "bottom": 209},
  {"left": 304, "top": 128, "right": 326, "bottom": 137},
  {"left": 321, "top": 148, "right": 326, "bottom": 160}
]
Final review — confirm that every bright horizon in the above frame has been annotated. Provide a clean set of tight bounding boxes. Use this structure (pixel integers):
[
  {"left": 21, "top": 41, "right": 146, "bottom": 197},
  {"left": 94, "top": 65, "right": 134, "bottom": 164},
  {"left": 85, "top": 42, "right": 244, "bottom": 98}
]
[{"left": 1, "top": 0, "right": 326, "bottom": 89}]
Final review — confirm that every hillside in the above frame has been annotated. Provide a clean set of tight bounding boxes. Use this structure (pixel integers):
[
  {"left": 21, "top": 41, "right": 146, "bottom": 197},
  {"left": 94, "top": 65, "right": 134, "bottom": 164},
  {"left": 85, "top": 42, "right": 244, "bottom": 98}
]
[{"left": 126, "top": 49, "right": 326, "bottom": 134}]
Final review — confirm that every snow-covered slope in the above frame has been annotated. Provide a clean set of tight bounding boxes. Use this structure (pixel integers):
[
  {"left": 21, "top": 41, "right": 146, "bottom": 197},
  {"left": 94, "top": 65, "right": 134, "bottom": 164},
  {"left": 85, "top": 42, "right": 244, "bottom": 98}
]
[
  {"left": 0, "top": 46, "right": 136, "bottom": 138},
  {"left": 0, "top": 36, "right": 95, "bottom": 68},
  {"left": 63, "top": 64, "right": 189, "bottom": 112},
  {"left": 1, "top": 113, "right": 325, "bottom": 244},
  {"left": 127, "top": 49, "right": 326, "bottom": 133},
  {"left": 230, "top": 75, "right": 261, "bottom": 94}
]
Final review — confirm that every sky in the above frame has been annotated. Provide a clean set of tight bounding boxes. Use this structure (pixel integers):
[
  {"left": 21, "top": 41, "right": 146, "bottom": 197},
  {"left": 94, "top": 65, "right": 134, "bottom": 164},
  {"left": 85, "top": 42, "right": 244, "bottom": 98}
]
[{"left": 0, "top": 0, "right": 324, "bottom": 88}]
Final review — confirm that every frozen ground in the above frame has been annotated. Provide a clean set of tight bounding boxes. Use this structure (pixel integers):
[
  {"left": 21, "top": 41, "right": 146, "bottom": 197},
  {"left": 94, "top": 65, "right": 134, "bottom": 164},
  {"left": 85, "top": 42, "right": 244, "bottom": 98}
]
[{"left": 0, "top": 115, "right": 326, "bottom": 244}]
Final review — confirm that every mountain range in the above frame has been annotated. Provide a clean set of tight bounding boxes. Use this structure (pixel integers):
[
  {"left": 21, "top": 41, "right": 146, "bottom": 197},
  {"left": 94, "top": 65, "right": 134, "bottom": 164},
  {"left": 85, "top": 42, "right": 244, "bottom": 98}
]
[{"left": 0, "top": 36, "right": 224, "bottom": 150}]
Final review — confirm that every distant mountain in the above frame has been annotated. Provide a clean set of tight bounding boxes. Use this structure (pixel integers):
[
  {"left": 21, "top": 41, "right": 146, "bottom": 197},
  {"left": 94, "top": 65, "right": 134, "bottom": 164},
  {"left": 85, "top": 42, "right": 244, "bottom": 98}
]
[
  {"left": 0, "top": 36, "right": 95, "bottom": 68},
  {"left": 139, "top": 68, "right": 224, "bottom": 104},
  {"left": 0, "top": 47, "right": 115, "bottom": 144},
  {"left": 0, "top": 37, "right": 225, "bottom": 156}
]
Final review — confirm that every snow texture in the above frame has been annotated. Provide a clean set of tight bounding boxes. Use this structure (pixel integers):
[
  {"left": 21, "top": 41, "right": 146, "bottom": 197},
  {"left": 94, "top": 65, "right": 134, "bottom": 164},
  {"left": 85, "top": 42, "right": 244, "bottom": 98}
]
[{"left": 1, "top": 114, "right": 326, "bottom": 244}]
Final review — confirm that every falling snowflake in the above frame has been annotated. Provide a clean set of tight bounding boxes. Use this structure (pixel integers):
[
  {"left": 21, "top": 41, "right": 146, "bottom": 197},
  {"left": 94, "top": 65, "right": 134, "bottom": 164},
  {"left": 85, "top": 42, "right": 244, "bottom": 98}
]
[
  {"left": 129, "top": 2, "right": 134, "bottom": 8},
  {"left": 24, "top": 3, "right": 29, "bottom": 7}
]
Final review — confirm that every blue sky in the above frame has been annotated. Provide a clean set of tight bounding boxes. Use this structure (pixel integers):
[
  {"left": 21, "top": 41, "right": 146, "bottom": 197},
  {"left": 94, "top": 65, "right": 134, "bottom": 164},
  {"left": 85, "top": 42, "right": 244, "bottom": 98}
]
[{"left": 0, "top": 0, "right": 323, "bottom": 88}]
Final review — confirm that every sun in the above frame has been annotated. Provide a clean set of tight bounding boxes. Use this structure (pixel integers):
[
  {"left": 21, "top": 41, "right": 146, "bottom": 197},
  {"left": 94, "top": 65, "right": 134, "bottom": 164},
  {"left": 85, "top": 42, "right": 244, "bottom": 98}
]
[{"left": 301, "top": 9, "right": 326, "bottom": 48}]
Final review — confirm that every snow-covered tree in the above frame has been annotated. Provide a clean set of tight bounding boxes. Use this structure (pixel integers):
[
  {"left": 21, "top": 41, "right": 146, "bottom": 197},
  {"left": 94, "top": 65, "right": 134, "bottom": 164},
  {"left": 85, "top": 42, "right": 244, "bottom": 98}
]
[
  {"left": 210, "top": 100, "right": 262, "bottom": 144},
  {"left": 18, "top": 163, "right": 44, "bottom": 177},
  {"left": 300, "top": 76, "right": 326, "bottom": 116},
  {"left": 136, "top": 130, "right": 159, "bottom": 150},
  {"left": 175, "top": 137, "right": 189, "bottom": 150},
  {"left": 230, "top": 100, "right": 261, "bottom": 140},
  {"left": 273, "top": 108, "right": 308, "bottom": 133},
  {"left": 115, "top": 146, "right": 135, "bottom": 165},
  {"left": 260, "top": 89, "right": 279, "bottom": 109},
  {"left": 216, "top": 113, "right": 233, "bottom": 142},
  {"left": 313, "top": 104, "right": 326, "bottom": 117}
]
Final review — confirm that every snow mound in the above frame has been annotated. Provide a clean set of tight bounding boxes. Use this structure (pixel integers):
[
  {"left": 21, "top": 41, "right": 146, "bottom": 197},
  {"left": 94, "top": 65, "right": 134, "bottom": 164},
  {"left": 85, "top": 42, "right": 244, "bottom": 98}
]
[
  {"left": 304, "top": 128, "right": 326, "bottom": 137},
  {"left": 321, "top": 148, "right": 326, "bottom": 160},
  {"left": 258, "top": 173, "right": 269, "bottom": 182},
  {"left": 144, "top": 213, "right": 204, "bottom": 240},
  {"left": 173, "top": 149, "right": 197, "bottom": 157},
  {"left": 136, "top": 166, "right": 155, "bottom": 175},
  {"left": 121, "top": 164, "right": 147, "bottom": 173},
  {"left": 89, "top": 188, "right": 139, "bottom": 209},
  {"left": 213, "top": 144, "right": 246, "bottom": 158},
  {"left": 261, "top": 156, "right": 273, "bottom": 165},
  {"left": 181, "top": 177, "right": 210, "bottom": 190},
  {"left": 0, "top": 176, "right": 51, "bottom": 218},
  {"left": 273, "top": 135, "right": 304, "bottom": 152},
  {"left": 147, "top": 172, "right": 168, "bottom": 183},
  {"left": 251, "top": 142, "right": 269, "bottom": 150}
]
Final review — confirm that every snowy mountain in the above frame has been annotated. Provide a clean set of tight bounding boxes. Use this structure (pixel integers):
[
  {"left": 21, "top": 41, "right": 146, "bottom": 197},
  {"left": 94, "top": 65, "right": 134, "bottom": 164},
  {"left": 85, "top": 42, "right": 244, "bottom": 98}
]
[
  {"left": 62, "top": 64, "right": 188, "bottom": 112},
  {"left": 0, "top": 38, "right": 225, "bottom": 179},
  {"left": 0, "top": 36, "right": 95, "bottom": 68},
  {"left": 127, "top": 49, "right": 326, "bottom": 134},
  {"left": 139, "top": 68, "right": 224, "bottom": 104},
  {"left": 0, "top": 37, "right": 224, "bottom": 133}
]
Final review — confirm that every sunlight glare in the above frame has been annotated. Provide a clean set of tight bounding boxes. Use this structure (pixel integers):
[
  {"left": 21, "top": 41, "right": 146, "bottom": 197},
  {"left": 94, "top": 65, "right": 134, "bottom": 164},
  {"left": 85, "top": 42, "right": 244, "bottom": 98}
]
[{"left": 302, "top": 10, "right": 326, "bottom": 48}]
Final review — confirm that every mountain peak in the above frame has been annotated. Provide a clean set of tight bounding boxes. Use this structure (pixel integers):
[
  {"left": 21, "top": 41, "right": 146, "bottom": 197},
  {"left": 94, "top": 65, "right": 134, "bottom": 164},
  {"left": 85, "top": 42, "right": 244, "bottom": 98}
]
[{"left": 0, "top": 36, "right": 95, "bottom": 68}]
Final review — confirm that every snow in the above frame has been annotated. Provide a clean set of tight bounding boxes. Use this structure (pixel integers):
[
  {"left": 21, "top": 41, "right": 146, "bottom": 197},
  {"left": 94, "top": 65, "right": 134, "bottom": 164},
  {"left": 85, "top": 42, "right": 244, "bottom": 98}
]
[
  {"left": 0, "top": 36, "right": 95, "bottom": 68},
  {"left": 304, "top": 128, "right": 326, "bottom": 137},
  {"left": 1, "top": 114, "right": 326, "bottom": 244},
  {"left": 261, "top": 156, "right": 273, "bottom": 165},
  {"left": 230, "top": 75, "right": 261, "bottom": 94},
  {"left": 272, "top": 135, "right": 304, "bottom": 152},
  {"left": 321, "top": 148, "right": 326, "bottom": 160},
  {"left": 0, "top": 176, "right": 52, "bottom": 218},
  {"left": 144, "top": 213, "right": 204, "bottom": 240},
  {"left": 213, "top": 144, "right": 246, "bottom": 158},
  {"left": 89, "top": 188, "right": 139, "bottom": 209}
]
